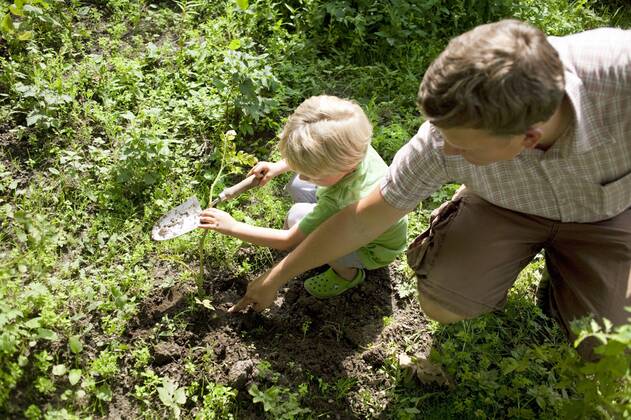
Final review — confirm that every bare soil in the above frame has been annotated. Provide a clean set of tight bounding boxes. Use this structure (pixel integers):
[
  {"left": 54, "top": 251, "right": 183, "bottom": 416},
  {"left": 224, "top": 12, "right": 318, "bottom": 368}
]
[{"left": 118, "top": 260, "right": 431, "bottom": 418}]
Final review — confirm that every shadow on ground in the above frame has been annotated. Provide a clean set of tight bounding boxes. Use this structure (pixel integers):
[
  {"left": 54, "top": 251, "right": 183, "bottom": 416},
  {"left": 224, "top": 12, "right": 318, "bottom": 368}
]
[{"left": 118, "top": 259, "right": 431, "bottom": 418}]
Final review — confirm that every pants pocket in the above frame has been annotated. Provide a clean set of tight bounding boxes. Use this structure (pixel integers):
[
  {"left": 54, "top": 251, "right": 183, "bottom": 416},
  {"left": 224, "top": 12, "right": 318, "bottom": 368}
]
[{"left": 406, "top": 197, "right": 464, "bottom": 274}]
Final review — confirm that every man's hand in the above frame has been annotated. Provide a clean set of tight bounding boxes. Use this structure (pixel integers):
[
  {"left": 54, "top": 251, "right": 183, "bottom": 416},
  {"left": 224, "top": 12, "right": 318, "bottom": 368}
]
[
  {"left": 248, "top": 160, "right": 288, "bottom": 186},
  {"left": 228, "top": 270, "right": 280, "bottom": 313},
  {"left": 198, "top": 208, "right": 237, "bottom": 234}
]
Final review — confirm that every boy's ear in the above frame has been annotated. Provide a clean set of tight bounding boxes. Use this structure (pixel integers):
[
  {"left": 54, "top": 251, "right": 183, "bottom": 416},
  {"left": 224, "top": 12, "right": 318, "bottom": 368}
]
[{"left": 522, "top": 127, "right": 543, "bottom": 149}]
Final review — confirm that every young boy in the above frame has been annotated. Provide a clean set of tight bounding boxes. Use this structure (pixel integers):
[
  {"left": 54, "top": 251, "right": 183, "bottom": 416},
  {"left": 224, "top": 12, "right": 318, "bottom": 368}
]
[{"left": 198, "top": 95, "right": 407, "bottom": 298}]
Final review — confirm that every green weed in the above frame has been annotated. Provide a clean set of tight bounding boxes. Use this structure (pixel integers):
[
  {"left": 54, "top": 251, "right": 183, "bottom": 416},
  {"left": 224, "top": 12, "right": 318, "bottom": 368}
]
[
  {"left": 249, "top": 383, "right": 312, "bottom": 419},
  {"left": 157, "top": 377, "right": 187, "bottom": 418},
  {"left": 195, "top": 382, "right": 238, "bottom": 419},
  {"left": 1, "top": 0, "right": 629, "bottom": 417}
]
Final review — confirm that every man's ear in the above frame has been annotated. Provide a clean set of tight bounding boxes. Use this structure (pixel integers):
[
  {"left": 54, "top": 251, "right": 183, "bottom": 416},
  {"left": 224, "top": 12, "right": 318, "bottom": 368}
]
[{"left": 522, "top": 127, "right": 543, "bottom": 149}]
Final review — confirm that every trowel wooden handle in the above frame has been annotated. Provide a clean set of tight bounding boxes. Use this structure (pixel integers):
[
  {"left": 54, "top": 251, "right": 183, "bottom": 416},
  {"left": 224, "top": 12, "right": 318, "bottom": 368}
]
[{"left": 218, "top": 174, "right": 260, "bottom": 202}]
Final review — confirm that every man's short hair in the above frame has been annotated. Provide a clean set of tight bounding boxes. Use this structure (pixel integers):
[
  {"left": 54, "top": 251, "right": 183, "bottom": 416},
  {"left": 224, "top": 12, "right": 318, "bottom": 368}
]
[
  {"left": 418, "top": 19, "right": 565, "bottom": 135},
  {"left": 279, "top": 95, "right": 372, "bottom": 178}
]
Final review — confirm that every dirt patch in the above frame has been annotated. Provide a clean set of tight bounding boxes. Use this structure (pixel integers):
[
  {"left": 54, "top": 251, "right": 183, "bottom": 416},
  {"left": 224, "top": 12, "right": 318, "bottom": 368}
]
[
  {"left": 0, "top": 124, "right": 33, "bottom": 163},
  {"left": 106, "top": 391, "right": 138, "bottom": 420},
  {"left": 118, "top": 260, "right": 430, "bottom": 418},
  {"left": 0, "top": 125, "right": 57, "bottom": 194},
  {"left": 0, "top": 127, "right": 31, "bottom": 189}
]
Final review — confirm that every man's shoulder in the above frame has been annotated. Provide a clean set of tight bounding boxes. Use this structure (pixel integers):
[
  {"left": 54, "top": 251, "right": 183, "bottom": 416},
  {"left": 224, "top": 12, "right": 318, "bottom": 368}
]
[
  {"left": 549, "top": 28, "right": 631, "bottom": 76},
  {"left": 386, "top": 121, "right": 447, "bottom": 179},
  {"left": 549, "top": 27, "right": 629, "bottom": 45},
  {"left": 403, "top": 121, "right": 444, "bottom": 155}
]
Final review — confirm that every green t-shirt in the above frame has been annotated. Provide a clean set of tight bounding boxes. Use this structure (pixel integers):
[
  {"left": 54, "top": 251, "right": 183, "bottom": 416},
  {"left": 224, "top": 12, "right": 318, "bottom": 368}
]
[{"left": 298, "top": 146, "right": 408, "bottom": 269}]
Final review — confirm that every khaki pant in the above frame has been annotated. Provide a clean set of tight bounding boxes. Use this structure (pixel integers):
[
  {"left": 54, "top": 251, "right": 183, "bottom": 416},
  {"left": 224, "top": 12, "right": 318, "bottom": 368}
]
[{"left": 408, "top": 188, "right": 631, "bottom": 349}]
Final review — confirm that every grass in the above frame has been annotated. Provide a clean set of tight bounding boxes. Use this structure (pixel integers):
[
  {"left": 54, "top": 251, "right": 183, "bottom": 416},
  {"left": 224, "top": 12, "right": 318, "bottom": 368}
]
[{"left": 1, "top": 0, "right": 630, "bottom": 417}]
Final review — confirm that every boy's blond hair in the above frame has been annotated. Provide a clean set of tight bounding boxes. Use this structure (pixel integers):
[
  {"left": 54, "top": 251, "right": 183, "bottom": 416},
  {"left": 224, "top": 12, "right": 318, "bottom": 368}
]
[
  {"left": 279, "top": 95, "right": 372, "bottom": 178},
  {"left": 418, "top": 19, "right": 565, "bottom": 136}
]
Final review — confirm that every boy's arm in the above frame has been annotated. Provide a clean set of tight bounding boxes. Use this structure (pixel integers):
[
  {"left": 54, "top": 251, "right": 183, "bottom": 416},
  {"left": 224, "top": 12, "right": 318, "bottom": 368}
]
[
  {"left": 199, "top": 208, "right": 306, "bottom": 250},
  {"left": 226, "top": 222, "right": 305, "bottom": 250},
  {"left": 229, "top": 186, "right": 409, "bottom": 312}
]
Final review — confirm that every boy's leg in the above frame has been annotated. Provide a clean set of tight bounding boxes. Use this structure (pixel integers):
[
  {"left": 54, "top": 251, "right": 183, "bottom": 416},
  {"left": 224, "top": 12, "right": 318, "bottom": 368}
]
[
  {"left": 285, "top": 174, "right": 317, "bottom": 203},
  {"left": 284, "top": 175, "right": 366, "bottom": 293},
  {"left": 285, "top": 197, "right": 364, "bottom": 272},
  {"left": 545, "top": 209, "right": 631, "bottom": 358},
  {"left": 286, "top": 202, "right": 316, "bottom": 230},
  {"left": 284, "top": 175, "right": 317, "bottom": 228},
  {"left": 287, "top": 202, "right": 366, "bottom": 278},
  {"left": 305, "top": 254, "right": 366, "bottom": 298},
  {"left": 409, "top": 189, "right": 551, "bottom": 323},
  {"left": 329, "top": 252, "right": 364, "bottom": 280}
]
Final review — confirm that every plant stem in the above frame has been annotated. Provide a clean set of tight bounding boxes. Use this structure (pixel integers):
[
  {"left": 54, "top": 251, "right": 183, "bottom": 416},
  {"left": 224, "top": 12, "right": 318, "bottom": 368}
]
[{"left": 197, "top": 130, "right": 230, "bottom": 294}]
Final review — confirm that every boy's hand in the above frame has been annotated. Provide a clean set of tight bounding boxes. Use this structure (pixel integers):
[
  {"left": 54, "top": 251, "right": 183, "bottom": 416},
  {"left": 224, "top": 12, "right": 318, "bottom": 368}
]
[
  {"left": 198, "top": 208, "right": 237, "bottom": 234},
  {"left": 248, "top": 161, "right": 285, "bottom": 186},
  {"left": 228, "top": 270, "right": 280, "bottom": 313}
]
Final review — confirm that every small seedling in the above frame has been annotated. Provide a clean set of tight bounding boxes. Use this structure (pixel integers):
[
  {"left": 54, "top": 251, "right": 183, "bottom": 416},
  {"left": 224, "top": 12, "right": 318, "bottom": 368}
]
[
  {"left": 157, "top": 377, "right": 187, "bottom": 418},
  {"left": 301, "top": 319, "right": 311, "bottom": 338}
]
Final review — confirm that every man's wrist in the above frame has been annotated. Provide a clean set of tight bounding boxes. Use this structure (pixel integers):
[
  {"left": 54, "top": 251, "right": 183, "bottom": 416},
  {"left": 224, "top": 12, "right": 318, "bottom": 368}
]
[{"left": 265, "top": 262, "right": 292, "bottom": 288}]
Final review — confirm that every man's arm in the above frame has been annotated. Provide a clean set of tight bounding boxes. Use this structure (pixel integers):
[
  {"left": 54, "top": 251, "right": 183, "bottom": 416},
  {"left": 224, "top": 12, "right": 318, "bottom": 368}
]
[{"left": 229, "top": 185, "right": 409, "bottom": 312}]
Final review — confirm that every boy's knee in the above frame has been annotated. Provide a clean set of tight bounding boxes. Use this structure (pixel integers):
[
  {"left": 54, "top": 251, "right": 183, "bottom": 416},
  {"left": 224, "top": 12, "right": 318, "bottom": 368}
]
[
  {"left": 285, "top": 175, "right": 317, "bottom": 203},
  {"left": 285, "top": 203, "right": 316, "bottom": 229}
]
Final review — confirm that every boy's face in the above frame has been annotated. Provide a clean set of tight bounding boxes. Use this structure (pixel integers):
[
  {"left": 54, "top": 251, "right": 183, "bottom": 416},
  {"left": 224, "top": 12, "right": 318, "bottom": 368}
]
[
  {"left": 439, "top": 126, "right": 539, "bottom": 166},
  {"left": 298, "top": 171, "right": 350, "bottom": 187}
]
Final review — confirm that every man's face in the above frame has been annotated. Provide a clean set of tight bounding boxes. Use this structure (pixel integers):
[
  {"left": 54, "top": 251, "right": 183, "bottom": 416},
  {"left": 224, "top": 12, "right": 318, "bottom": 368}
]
[{"left": 439, "top": 126, "right": 531, "bottom": 166}]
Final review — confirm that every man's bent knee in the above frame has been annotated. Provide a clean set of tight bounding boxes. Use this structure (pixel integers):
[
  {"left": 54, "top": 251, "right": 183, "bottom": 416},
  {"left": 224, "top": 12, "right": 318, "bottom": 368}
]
[{"left": 418, "top": 293, "right": 469, "bottom": 324}]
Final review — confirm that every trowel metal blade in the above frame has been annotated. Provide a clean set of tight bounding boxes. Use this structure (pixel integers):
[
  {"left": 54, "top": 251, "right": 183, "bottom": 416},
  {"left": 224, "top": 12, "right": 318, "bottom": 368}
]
[{"left": 151, "top": 196, "right": 202, "bottom": 241}]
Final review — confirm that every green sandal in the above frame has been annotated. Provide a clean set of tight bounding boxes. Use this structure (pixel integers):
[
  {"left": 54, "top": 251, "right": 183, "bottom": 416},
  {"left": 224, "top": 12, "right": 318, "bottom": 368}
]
[{"left": 304, "top": 268, "right": 366, "bottom": 298}]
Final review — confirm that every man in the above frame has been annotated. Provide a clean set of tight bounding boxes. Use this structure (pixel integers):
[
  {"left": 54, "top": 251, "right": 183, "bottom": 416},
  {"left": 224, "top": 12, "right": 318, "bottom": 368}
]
[{"left": 229, "top": 19, "right": 631, "bottom": 355}]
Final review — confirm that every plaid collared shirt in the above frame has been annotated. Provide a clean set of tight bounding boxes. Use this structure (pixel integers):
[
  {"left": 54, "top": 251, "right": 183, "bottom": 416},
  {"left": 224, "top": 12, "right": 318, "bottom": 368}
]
[{"left": 381, "top": 27, "right": 631, "bottom": 223}]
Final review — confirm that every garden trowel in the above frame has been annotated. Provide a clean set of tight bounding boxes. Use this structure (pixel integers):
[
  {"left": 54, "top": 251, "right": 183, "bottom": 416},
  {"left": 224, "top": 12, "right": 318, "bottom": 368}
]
[{"left": 151, "top": 174, "right": 260, "bottom": 241}]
